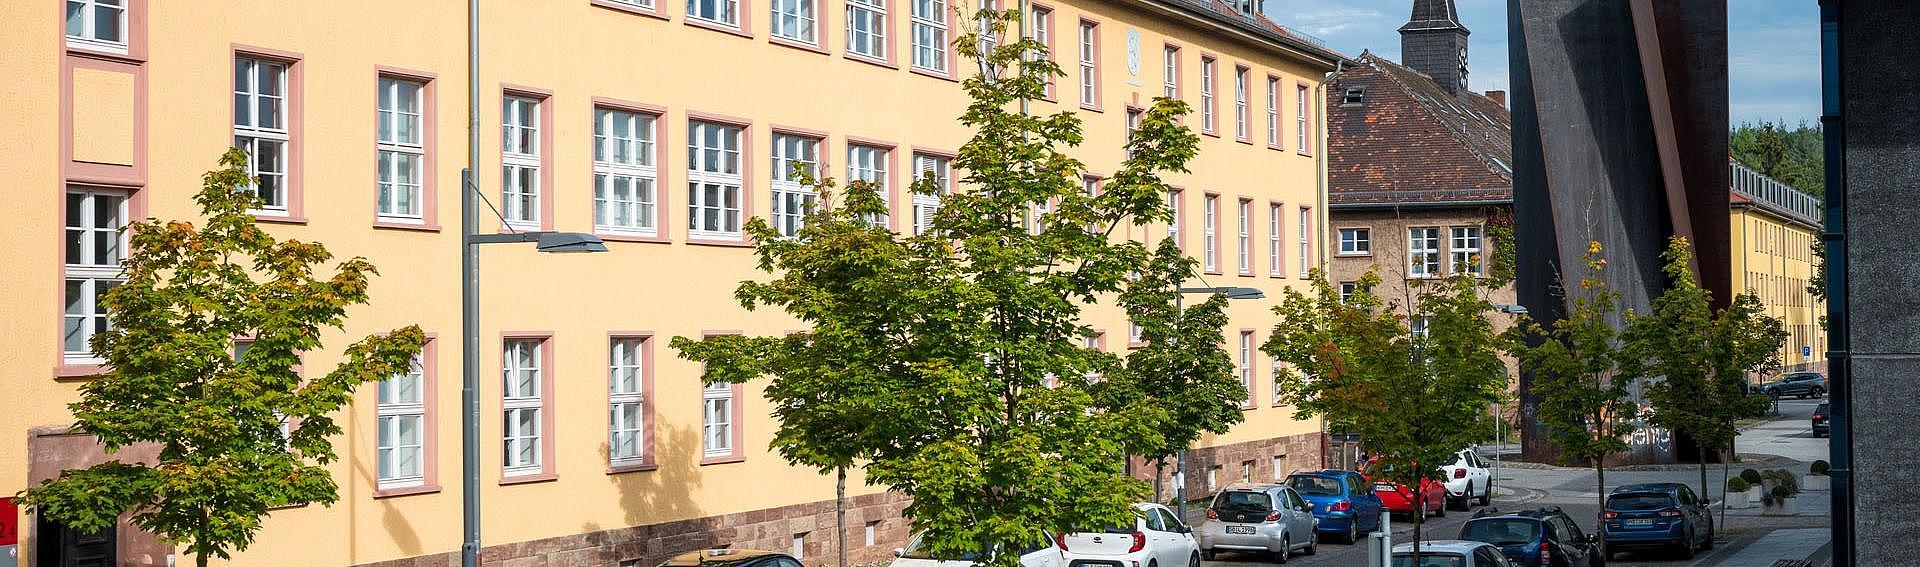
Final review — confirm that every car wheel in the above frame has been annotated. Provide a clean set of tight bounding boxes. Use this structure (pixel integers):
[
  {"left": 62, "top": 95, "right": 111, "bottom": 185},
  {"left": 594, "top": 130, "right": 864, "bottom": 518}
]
[
  {"left": 1811, "top": 386, "right": 1825, "bottom": 398},
  {"left": 1189, "top": 553, "right": 1201, "bottom": 567},
  {"left": 1676, "top": 528, "right": 1696, "bottom": 560},
  {"left": 1202, "top": 549, "right": 1216, "bottom": 561},
  {"left": 1343, "top": 521, "right": 1358, "bottom": 544},
  {"left": 1477, "top": 482, "right": 1493, "bottom": 506},
  {"left": 1274, "top": 534, "right": 1290, "bottom": 564},
  {"left": 1434, "top": 497, "right": 1446, "bottom": 517},
  {"left": 1304, "top": 533, "right": 1316, "bottom": 556},
  {"left": 1452, "top": 484, "right": 1472, "bottom": 511}
]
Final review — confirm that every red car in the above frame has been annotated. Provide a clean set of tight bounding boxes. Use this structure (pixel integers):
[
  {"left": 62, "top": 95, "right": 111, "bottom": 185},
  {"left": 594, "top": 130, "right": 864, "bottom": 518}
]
[{"left": 1372, "top": 478, "right": 1446, "bottom": 518}]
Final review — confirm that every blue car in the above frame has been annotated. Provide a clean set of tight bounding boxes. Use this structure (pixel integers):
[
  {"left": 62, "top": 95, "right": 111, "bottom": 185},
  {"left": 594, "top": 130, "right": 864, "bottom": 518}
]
[
  {"left": 1283, "top": 470, "right": 1383, "bottom": 544},
  {"left": 1459, "top": 507, "right": 1602, "bottom": 567},
  {"left": 1600, "top": 483, "right": 1714, "bottom": 560}
]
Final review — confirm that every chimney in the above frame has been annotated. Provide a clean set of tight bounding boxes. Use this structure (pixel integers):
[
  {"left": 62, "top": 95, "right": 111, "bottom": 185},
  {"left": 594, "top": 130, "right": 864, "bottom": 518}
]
[{"left": 1485, "top": 90, "right": 1506, "bottom": 106}]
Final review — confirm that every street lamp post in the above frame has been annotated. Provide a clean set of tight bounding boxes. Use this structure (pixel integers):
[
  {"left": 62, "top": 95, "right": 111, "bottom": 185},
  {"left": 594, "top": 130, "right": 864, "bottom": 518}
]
[{"left": 1172, "top": 286, "right": 1265, "bottom": 523}]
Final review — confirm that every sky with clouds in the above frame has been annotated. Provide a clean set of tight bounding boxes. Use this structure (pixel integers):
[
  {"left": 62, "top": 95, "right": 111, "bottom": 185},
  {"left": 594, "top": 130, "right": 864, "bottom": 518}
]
[{"left": 1261, "top": 0, "right": 1822, "bottom": 127}]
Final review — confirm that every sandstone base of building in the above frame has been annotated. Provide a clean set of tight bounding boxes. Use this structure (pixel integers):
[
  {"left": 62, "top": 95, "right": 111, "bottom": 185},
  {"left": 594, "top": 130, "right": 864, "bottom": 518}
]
[{"left": 1129, "top": 432, "right": 1328, "bottom": 505}]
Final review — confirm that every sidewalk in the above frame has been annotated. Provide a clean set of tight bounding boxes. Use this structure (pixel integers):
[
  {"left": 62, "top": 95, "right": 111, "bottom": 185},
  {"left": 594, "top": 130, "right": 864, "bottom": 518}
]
[{"left": 1706, "top": 528, "right": 1830, "bottom": 566}]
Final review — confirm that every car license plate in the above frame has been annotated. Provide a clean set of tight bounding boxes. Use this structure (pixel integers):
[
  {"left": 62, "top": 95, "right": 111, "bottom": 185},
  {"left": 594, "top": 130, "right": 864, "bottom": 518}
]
[
  {"left": 1626, "top": 519, "right": 1654, "bottom": 526},
  {"left": 1226, "top": 526, "right": 1256, "bottom": 534}
]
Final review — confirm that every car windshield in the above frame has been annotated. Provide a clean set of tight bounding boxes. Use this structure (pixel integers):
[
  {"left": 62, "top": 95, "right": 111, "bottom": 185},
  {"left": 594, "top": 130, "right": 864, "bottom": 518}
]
[
  {"left": 1287, "top": 476, "right": 1343, "bottom": 496},
  {"left": 1213, "top": 491, "right": 1272, "bottom": 511},
  {"left": 1390, "top": 553, "right": 1466, "bottom": 567},
  {"left": 899, "top": 533, "right": 985, "bottom": 561},
  {"left": 1461, "top": 519, "right": 1541, "bottom": 546},
  {"left": 1608, "top": 493, "right": 1675, "bottom": 510}
]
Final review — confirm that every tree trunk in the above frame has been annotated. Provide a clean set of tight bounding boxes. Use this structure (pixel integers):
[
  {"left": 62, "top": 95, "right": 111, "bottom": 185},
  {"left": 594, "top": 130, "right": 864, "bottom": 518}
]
[
  {"left": 1698, "top": 461, "right": 1709, "bottom": 521},
  {"left": 1154, "top": 460, "right": 1166, "bottom": 504},
  {"left": 1412, "top": 487, "right": 1424, "bottom": 559},
  {"left": 1594, "top": 458, "right": 1607, "bottom": 523},
  {"left": 198, "top": 552, "right": 210, "bottom": 567},
  {"left": 838, "top": 466, "right": 849, "bottom": 567},
  {"left": 1718, "top": 443, "right": 1731, "bottom": 538}
]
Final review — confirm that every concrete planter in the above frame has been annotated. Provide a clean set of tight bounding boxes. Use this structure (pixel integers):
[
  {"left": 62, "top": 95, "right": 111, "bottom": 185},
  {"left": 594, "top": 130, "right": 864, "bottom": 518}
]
[
  {"left": 1747, "top": 486, "right": 1764, "bottom": 502},
  {"left": 1762, "top": 496, "right": 1801, "bottom": 516},
  {"left": 1725, "top": 489, "right": 1754, "bottom": 509},
  {"left": 1804, "top": 475, "right": 1831, "bottom": 491}
]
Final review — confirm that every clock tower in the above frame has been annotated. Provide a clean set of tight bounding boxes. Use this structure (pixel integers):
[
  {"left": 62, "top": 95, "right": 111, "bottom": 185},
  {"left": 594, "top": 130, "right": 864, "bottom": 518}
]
[{"left": 1399, "top": 0, "right": 1471, "bottom": 96}]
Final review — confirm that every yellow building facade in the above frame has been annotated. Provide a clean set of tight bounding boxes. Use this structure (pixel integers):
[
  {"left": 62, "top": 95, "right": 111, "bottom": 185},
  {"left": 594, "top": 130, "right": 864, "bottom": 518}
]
[
  {"left": 1729, "top": 160, "right": 1827, "bottom": 376},
  {"left": 2, "top": 1, "right": 1342, "bottom": 565}
]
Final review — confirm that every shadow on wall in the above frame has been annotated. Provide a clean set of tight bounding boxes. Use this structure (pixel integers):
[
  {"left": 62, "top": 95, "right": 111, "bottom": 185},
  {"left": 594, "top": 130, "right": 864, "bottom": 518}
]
[{"left": 342, "top": 428, "right": 425, "bottom": 558}]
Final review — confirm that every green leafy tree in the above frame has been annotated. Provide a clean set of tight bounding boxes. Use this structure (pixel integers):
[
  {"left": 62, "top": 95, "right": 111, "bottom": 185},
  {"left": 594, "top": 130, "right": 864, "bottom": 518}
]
[
  {"left": 1731, "top": 120, "right": 1825, "bottom": 199},
  {"left": 1266, "top": 268, "right": 1506, "bottom": 551},
  {"left": 1624, "top": 238, "right": 1784, "bottom": 524},
  {"left": 17, "top": 149, "right": 426, "bottom": 567},
  {"left": 1504, "top": 241, "right": 1636, "bottom": 516},
  {"left": 675, "top": 9, "right": 1220, "bottom": 565},
  {"left": 1098, "top": 239, "right": 1245, "bottom": 502}
]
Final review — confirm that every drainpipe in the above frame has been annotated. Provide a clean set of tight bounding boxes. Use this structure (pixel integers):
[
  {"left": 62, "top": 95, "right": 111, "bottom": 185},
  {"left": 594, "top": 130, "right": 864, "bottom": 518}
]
[{"left": 1817, "top": 0, "right": 1851, "bottom": 564}]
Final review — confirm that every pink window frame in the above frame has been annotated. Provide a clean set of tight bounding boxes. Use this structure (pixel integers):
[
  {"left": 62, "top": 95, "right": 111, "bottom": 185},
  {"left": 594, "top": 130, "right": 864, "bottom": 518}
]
[
  {"left": 1167, "top": 187, "right": 1185, "bottom": 252},
  {"left": 53, "top": 183, "right": 148, "bottom": 379},
  {"left": 1199, "top": 54, "right": 1219, "bottom": 137},
  {"left": 1202, "top": 192, "right": 1221, "bottom": 275},
  {"left": 843, "top": 0, "right": 899, "bottom": 69},
  {"left": 684, "top": 0, "right": 756, "bottom": 38},
  {"left": 1031, "top": 4, "right": 1056, "bottom": 100},
  {"left": 607, "top": 332, "right": 660, "bottom": 474},
  {"left": 1233, "top": 65, "right": 1252, "bottom": 144},
  {"left": 1162, "top": 42, "right": 1182, "bottom": 101},
  {"left": 1076, "top": 17, "right": 1103, "bottom": 112},
  {"left": 1269, "top": 201, "right": 1287, "bottom": 278},
  {"left": 908, "top": 0, "right": 960, "bottom": 81},
  {"left": 1295, "top": 81, "right": 1313, "bottom": 156},
  {"left": 699, "top": 331, "right": 748, "bottom": 465},
  {"left": 1236, "top": 196, "right": 1255, "bottom": 276},
  {"left": 685, "top": 111, "right": 758, "bottom": 246},
  {"left": 1298, "top": 205, "right": 1314, "bottom": 277},
  {"left": 376, "top": 334, "right": 442, "bottom": 498},
  {"left": 844, "top": 135, "right": 902, "bottom": 231},
  {"left": 1265, "top": 73, "right": 1284, "bottom": 150},
  {"left": 1239, "top": 329, "right": 1258, "bottom": 410},
  {"left": 591, "top": 97, "right": 674, "bottom": 244},
  {"left": 499, "top": 332, "right": 558, "bottom": 485},
  {"left": 232, "top": 44, "right": 307, "bottom": 224},
  {"left": 63, "top": 0, "right": 148, "bottom": 63},
  {"left": 768, "top": 0, "right": 831, "bottom": 54},
  {"left": 373, "top": 66, "right": 441, "bottom": 232},
  {"left": 590, "top": 0, "right": 671, "bottom": 21},
  {"left": 500, "top": 84, "right": 556, "bottom": 232}
]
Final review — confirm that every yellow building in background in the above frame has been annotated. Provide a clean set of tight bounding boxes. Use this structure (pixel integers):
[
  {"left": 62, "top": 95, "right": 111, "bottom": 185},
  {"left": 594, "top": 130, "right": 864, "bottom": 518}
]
[
  {"left": 0, "top": 0, "right": 1343, "bottom": 565},
  {"left": 1729, "top": 159, "right": 1827, "bottom": 376}
]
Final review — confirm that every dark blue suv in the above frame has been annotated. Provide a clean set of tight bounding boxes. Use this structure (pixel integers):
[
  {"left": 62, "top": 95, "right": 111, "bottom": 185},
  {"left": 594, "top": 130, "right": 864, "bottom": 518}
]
[
  {"left": 1600, "top": 483, "right": 1713, "bottom": 559},
  {"left": 1283, "top": 470, "right": 1382, "bottom": 544},
  {"left": 1459, "top": 507, "right": 1603, "bottom": 567}
]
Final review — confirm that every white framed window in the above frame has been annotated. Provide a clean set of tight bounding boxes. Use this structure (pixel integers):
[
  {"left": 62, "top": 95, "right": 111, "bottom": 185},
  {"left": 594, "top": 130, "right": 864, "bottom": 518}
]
[
  {"left": 688, "top": 120, "right": 744, "bottom": 239},
  {"left": 865, "top": 522, "right": 878, "bottom": 547},
  {"left": 911, "top": 153, "right": 949, "bottom": 235},
  {"left": 1234, "top": 67, "right": 1249, "bottom": 140},
  {"left": 910, "top": 0, "right": 948, "bottom": 73},
  {"left": 595, "top": 108, "right": 659, "bottom": 236},
  {"left": 1078, "top": 21, "right": 1098, "bottom": 107},
  {"left": 234, "top": 57, "right": 289, "bottom": 213},
  {"left": 1081, "top": 176, "right": 1101, "bottom": 233},
  {"left": 1450, "top": 226, "right": 1484, "bottom": 275},
  {"left": 376, "top": 353, "right": 426, "bottom": 489},
  {"left": 65, "top": 0, "right": 128, "bottom": 53},
  {"left": 1266, "top": 77, "right": 1280, "bottom": 147},
  {"left": 848, "top": 144, "right": 890, "bottom": 227},
  {"left": 608, "top": 0, "right": 655, "bottom": 8},
  {"left": 793, "top": 533, "right": 807, "bottom": 560},
  {"left": 1207, "top": 465, "right": 1219, "bottom": 491},
  {"left": 1030, "top": 7, "right": 1053, "bottom": 97},
  {"left": 1409, "top": 227, "right": 1441, "bottom": 277},
  {"left": 771, "top": 0, "right": 817, "bottom": 44},
  {"left": 1165, "top": 191, "right": 1180, "bottom": 246},
  {"left": 1129, "top": 322, "right": 1143, "bottom": 345},
  {"left": 771, "top": 134, "right": 820, "bottom": 237},
  {"left": 1238, "top": 331, "right": 1254, "bottom": 404},
  {"left": 1272, "top": 454, "right": 1286, "bottom": 480},
  {"left": 502, "top": 95, "right": 542, "bottom": 228},
  {"left": 975, "top": 0, "right": 999, "bottom": 55},
  {"left": 1241, "top": 460, "right": 1253, "bottom": 482},
  {"left": 703, "top": 382, "right": 734, "bottom": 457},
  {"left": 1268, "top": 204, "right": 1281, "bottom": 276},
  {"left": 1163, "top": 46, "right": 1180, "bottom": 99},
  {"left": 377, "top": 76, "right": 425, "bottom": 222},
  {"left": 502, "top": 339, "right": 543, "bottom": 477},
  {"left": 1411, "top": 317, "right": 1431, "bottom": 339},
  {"left": 687, "top": 0, "right": 740, "bottom": 27},
  {"left": 1338, "top": 282, "right": 1357, "bottom": 302},
  {"left": 1200, "top": 58, "right": 1216, "bottom": 132},
  {"left": 1298, "top": 208, "right": 1312, "bottom": 277},
  {"left": 1338, "top": 227, "right": 1371, "bottom": 255},
  {"left": 63, "top": 188, "right": 127, "bottom": 362},
  {"left": 1028, "top": 199, "right": 1050, "bottom": 235},
  {"left": 1236, "top": 200, "right": 1250, "bottom": 273},
  {"left": 1296, "top": 85, "right": 1309, "bottom": 152},
  {"left": 1203, "top": 195, "right": 1218, "bottom": 271},
  {"left": 847, "top": 0, "right": 887, "bottom": 60},
  {"left": 609, "top": 338, "right": 647, "bottom": 466}
]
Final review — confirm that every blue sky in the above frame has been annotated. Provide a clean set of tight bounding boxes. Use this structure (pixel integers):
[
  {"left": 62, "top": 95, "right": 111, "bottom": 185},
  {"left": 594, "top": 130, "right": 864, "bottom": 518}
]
[{"left": 1261, "top": 0, "right": 1822, "bottom": 126}]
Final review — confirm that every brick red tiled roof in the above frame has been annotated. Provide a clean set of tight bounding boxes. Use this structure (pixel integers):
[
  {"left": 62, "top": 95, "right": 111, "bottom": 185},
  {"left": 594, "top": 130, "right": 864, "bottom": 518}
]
[{"left": 1326, "top": 52, "right": 1513, "bottom": 206}]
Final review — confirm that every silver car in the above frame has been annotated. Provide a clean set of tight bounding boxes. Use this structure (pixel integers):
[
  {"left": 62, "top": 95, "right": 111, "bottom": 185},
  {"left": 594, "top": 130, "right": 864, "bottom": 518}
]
[{"left": 1195, "top": 484, "right": 1318, "bottom": 563}]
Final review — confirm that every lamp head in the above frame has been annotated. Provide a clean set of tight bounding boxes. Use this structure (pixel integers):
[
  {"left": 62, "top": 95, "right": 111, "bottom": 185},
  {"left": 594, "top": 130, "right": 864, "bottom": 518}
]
[{"left": 535, "top": 232, "right": 609, "bottom": 253}]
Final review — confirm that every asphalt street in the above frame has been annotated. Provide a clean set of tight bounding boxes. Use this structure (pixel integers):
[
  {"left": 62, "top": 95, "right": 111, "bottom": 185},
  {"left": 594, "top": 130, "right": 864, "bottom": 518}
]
[{"left": 1196, "top": 397, "right": 1831, "bottom": 566}]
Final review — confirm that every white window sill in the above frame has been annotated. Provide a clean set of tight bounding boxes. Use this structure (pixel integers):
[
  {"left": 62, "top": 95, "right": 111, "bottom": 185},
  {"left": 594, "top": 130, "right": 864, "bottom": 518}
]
[
  {"left": 596, "top": 225, "right": 659, "bottom": 238},
  {"left": 503, "top": 221, "right": 541, "bottom": 232},
  {"left": 66, "top": 37, "right": 130, "bottom": 56}
]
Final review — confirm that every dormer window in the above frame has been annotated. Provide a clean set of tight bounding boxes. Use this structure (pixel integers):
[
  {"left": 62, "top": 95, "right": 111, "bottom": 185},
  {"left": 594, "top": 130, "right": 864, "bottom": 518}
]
[
  {"left": 1235, "top": 0, "right": 1255, "bottom": 14},
  {"left": 1342, "top": 87, "right": 1365, "bottom": 105}
]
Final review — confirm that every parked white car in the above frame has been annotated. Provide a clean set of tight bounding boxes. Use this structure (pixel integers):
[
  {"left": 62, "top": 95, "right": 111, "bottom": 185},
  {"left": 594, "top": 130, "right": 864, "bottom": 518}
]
[
  {"left": 1390, "top": 540, "right": 1518, "bottom": 566},
  {"left": 1439, "top": 448, "right": 1493, "bottom": 511},
  {"left": 1059, "top": 503, "right": 1198, "bottom": 567},
  {"left": 1194, "top": 483, "right": 1318, "bottom": 563},
  {"left": 890, "top": 530, "right": 1064, "bottom": 567}
]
